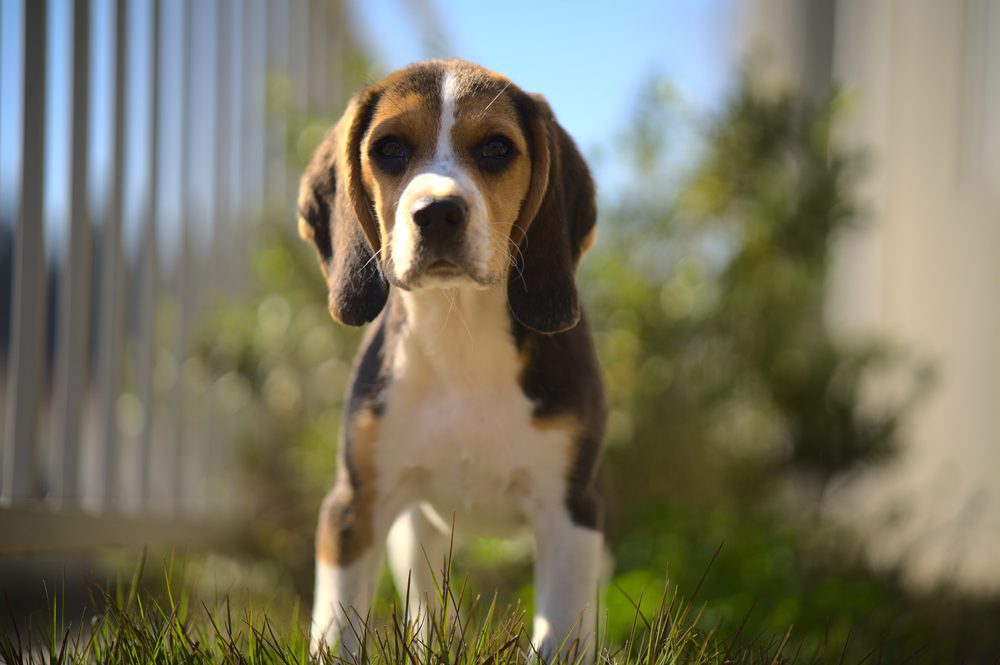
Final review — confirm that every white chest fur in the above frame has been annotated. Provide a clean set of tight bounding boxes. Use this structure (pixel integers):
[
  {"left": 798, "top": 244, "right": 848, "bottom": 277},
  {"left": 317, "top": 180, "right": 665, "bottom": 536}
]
[{"left": 373, "top": 287, "right": 571, "bottom": 534}]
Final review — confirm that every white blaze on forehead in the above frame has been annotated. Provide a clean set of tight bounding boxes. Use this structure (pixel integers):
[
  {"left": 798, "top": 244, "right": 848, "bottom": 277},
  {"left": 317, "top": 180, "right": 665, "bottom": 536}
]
[
  {"left": 435, "top": 71, "right": 459, "bottom": 164},
  {"left": 389, "top": 68, "right": 493, "bottom": 285}
]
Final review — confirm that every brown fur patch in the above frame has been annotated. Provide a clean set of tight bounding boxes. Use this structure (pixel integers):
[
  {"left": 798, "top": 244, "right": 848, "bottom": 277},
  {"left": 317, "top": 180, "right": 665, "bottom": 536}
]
[
  {"left": 531, "top": 413, "right": 583, "bottom": 435},
  {"left": 298, "top": 96, "right": 389, "bottom": 326},
  {"left": 362, "top": 90, "right": 441, "bottom": 240},
  {"left": 451, "top": 88, "right": 533, "bottom": 278},
  {"left": 506, "top": 92, "right": 596, "bottom": 333},
  {"left": 297, "top": 216, "right": 315, "bottom": 243},
  {"left": 316, "top": 409, "right": 380, "bottom": 566},
  {"left": 580, "top": 226, "right": 597, "bottom": 255}
]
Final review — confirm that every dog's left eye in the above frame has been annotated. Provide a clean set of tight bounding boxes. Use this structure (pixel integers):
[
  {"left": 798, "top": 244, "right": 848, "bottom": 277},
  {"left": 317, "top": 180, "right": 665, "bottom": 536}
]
[
  {"left": 478, "top": 136, "right": 515, "bottom": 173},
  {"left": 482, "top": 138, "right": 510, "bottom": 158}
]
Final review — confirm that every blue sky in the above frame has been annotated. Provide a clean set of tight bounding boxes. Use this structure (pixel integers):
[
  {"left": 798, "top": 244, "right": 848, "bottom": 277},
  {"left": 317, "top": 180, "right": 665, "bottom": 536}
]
[
  {"left": 0, "top": 0, "right": 739, "bottom": 259},
  {"left": 352, "top": 0, "right": 737, "bottom": 158}
]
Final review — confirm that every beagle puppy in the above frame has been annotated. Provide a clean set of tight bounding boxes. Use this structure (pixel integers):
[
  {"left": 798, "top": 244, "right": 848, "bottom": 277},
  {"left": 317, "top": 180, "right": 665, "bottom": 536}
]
[{"left": 298, "top": 59, "right": 605, "bottom": 662}]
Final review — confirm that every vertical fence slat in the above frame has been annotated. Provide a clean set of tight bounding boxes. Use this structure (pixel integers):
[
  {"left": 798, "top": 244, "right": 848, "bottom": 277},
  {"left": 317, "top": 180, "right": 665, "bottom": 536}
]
[
  {"left": 0, "top": 0, "right": 328, "bottom": 537},
  {"left": 137, "top": 0, "right": 161, "bottom": 511},
  {"left": 53, "top": 0, "right": 93, "bottom": 506},
  {"left": 288, "top": 0, "right": 307, "bottom": 210},
  {"left": 225, "top": 0, "right": 245, "bottom": 298},
  {"left": 172, "top": 0, "right": 193, "bottom": 515},
  {"left": 214, "top": 0, "right": 236, "bottom": 511},
  {"left": 215, "top": 0, "right": 230, "bottom": 272},
  {"left": 187, "top": 0, "right": 213, "bottom": 515},
  {"left": 97, "top": 0, "right": 128, "bottom": 509},
  {"left": 219, "top": 0, "right": 240, "bottom": 295},
  {"left": 308, "top": 0, "right": 327, "bottom": 112},
  {"left": 266, "top": 0, "right": 289, "bottom": 211},
  {"left": 329, "top": 0, "right": 345, "bottom": 112},
  {"left": 196, "top": 0, "right": 231, "bottom": 513},
  {"left": 2, "top": 0, "right": 48, "bottom": 504},
  {"left": 243, "top": 0, "right": 266, "bottom": 219}
]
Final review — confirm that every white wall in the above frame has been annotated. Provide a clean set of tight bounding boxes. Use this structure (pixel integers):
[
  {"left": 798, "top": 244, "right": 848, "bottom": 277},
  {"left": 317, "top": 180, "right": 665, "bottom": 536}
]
[
  {"left": 826, "top": 0, "right": 1000, "bottom": 593},
  {"left": 739, "top": 0, "right": 1000, "bottom": 592}
]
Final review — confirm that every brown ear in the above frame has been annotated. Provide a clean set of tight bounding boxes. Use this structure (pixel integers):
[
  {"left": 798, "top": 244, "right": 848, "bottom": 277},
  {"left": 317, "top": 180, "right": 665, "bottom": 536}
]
[
  {"left": 507, "top": 94, "right": 597, "bottom": 334},
  {"left": 298, "top": 89, "right": 388, "bottom": 326}
]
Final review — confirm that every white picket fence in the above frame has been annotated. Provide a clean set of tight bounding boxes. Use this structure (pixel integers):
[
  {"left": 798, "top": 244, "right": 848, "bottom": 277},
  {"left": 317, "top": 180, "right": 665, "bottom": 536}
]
[{"left": 0, "top": 0, "right": 347, "bottom": 552}]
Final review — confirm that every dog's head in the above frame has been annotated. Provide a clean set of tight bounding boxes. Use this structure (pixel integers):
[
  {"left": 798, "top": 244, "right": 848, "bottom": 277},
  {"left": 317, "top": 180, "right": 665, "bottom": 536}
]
[{"left": 298, "top": 59, "right": 596, "bottom": 333}]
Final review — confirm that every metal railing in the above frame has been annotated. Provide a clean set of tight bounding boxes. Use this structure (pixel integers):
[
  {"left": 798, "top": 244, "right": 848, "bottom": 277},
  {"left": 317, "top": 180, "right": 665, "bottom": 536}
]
[{"left": 0, "top": 0, "right": 347, "bottom": 552}]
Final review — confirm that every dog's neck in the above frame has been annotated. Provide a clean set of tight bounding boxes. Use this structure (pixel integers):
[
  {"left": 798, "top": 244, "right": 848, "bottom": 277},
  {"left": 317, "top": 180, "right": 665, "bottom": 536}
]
[{"left": 393, "top": 285, "right": 518, "bottom": 384}]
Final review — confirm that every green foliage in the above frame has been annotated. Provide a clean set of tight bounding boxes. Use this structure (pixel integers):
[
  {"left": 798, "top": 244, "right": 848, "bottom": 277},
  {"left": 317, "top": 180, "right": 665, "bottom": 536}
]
[
  {"left": 199, "top": 223, "right": 364, "bottom": 596},
  {"left": 685, "top": 83, "right": 929, "bottom": 479},
  {"left": 588, "top": 75, "right": 933, "bottom": 490},
  {"left": 605, "top": 503, "right": 1000, "bottom": 663}
]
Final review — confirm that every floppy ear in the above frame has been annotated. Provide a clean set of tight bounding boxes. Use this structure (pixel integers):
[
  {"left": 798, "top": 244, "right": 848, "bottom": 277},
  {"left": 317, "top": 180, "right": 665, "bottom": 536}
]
[
  {"left": 507, "top": 93, "right": 597, "bottom": 334},
  {"left": 298, "top": 90, "right": 388, "bottom": 326}
]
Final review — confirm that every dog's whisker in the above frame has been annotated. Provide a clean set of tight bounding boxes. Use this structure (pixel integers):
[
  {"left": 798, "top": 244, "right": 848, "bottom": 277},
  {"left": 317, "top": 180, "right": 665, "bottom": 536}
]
[
  {"left": 478, "top": 82, "right": 512, "bottom": 117},
  {"left": 359, "top": 229, "right": 395, "bottom": 274},
  {"left": 439, "top": 288, "right": 473, "bottom": 342},
  {"left": 440, "top": 289, "right": 456, "bottom": 333},
  {"left": 448, "top": 291, "right": 474, "bottom": 342},
  {"left": 359, "top": 245, "right": 385, "bottom": 273},
  {"left": 485, "top": 229, "right": 525, "bottom": 279},
  {"left": 487, "top": 236, "right": 522, "bottom": 276}
]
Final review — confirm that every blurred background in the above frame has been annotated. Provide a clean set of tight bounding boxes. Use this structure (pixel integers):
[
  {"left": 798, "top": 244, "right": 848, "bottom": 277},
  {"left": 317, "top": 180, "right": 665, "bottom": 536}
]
[{"left": 1, "top": 0, "right": 998, "bottom": 660}]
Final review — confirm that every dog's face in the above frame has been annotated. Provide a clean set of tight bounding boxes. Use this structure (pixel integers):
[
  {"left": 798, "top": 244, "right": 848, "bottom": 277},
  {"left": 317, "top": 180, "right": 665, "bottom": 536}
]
[
  {"left": 362, "top": 65, "right": 533, "bottom": 290},
  {"left": 298, "top": 59, "right": 596, "bottom": 333}
]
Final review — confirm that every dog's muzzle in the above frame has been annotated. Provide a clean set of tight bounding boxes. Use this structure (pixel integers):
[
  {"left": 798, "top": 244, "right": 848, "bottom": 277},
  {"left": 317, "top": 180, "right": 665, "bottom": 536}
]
[{"left": 409, "top": 195, "right": 473, "bottom": 278}]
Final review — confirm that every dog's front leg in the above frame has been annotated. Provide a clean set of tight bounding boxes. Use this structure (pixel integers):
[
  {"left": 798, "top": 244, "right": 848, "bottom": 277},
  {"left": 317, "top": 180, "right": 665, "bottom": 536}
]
[
  {"left": 310, "top": 481, "right": 384, "bottom": 658},
  {"left": 531, "top": 505, "right": 602, "bottom": 664},
  {"left": 386, "top": 503, "right": 453, "bottom": 636}
]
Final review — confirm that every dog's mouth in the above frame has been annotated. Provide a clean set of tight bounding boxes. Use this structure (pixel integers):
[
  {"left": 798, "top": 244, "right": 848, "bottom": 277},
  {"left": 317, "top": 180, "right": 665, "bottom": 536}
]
[
  {"left": 392, "top": 255, "right": 496, "bottom": 291},
  {"left": 423, "top": 258, "right": 465, "bottom": 277}
]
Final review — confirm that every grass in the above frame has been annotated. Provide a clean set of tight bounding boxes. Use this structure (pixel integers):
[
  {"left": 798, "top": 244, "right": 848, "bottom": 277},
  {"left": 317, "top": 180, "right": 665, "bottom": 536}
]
[
  {"left": 0, "top": 547, "right": 821, "bottom": 665},
  {"left": 7, "top": 522, "right": 999, "bottom": 665}
]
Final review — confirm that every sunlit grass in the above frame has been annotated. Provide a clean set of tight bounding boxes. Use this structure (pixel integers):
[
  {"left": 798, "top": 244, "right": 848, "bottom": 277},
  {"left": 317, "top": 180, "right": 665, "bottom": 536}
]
[{"left": 0, "top": 547, "right": 811, "bottom": 665}]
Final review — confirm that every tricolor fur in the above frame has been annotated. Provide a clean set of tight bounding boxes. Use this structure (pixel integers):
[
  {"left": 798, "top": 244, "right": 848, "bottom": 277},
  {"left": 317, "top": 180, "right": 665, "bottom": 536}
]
[{"left": 297, "top": 59, "right": 605, "bottom": 663}]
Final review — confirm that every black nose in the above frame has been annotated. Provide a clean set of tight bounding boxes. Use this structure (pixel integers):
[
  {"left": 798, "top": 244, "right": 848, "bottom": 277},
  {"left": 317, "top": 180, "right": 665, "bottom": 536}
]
[{"left": 412, "top": 196, "right": 468, "bottom": 236}]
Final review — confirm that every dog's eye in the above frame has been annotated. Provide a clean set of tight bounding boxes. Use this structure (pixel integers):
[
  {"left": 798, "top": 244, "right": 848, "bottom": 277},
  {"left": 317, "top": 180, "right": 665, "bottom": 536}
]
[
  {"left": 379, "top": 139, "right": 407, "bottom": 158},
  {"left": 478, "top": 136, "right": 515, "bottom": 173},
  {"left": 372, "top": 137, "right": 409, "bottom": 174},
  {"left": 482, "top": 138, "right": 510, "bottom": 158}
]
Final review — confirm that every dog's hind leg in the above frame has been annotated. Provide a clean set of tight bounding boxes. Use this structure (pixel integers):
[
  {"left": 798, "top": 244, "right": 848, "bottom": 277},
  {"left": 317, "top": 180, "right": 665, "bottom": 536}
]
[{"left": 386, "top": 503, "right": 454, "bottom": 639}]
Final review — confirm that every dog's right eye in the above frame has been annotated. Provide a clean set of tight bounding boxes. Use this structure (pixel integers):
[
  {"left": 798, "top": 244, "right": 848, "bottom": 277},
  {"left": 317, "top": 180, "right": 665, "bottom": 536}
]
[{"left": 372, "top": 137, "right": 409, "bottom": 174}]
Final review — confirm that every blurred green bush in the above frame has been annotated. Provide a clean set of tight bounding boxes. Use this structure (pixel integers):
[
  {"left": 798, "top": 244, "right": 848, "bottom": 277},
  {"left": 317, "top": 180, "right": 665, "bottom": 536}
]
[{"left": 588, "top": 76, "right": 932, "bottom": 499}]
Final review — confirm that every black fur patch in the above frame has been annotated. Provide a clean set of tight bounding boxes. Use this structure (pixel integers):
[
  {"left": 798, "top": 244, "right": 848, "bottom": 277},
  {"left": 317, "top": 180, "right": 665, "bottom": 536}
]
[{"left": 512, "top": 311, "right": 607, "bottom": 531}]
